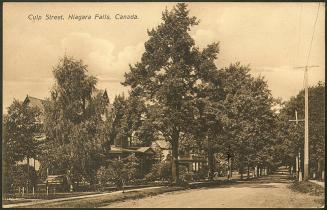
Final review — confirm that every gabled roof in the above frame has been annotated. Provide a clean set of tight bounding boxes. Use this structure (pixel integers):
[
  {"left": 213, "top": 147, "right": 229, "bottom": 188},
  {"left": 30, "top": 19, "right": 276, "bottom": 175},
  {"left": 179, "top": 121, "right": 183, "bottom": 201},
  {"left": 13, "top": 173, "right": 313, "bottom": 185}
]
[
  {"left": 136, "top": 147, "right": 155, "bottom": 154},
  {"left": 109, "top": 145, "right": 155, "bottom": 155},
  {"left": 109, "top": 146, "right": 136, "bottom": 153},
  {"left": 24, "top": 95, "right": 46, "bottom": 111},
  {"left": 92, "top": 89, "right": 109, "bottom": 103}
]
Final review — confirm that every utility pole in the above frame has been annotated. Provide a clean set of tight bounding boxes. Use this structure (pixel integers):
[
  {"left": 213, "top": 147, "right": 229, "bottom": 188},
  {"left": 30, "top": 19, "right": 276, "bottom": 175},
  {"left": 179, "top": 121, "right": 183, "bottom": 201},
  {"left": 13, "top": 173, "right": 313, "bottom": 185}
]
[
  {"left": 294, "top": 65, "right": 319, "bottom": 181},
  {"left": 304, "top": 66, "right": 309, "bottom": 181},
  {"left": 298, "top": 151, "right": 302, "bottom": 181},
  {"left": 289, "top": 110, "right": 304, "bottom": 181}
]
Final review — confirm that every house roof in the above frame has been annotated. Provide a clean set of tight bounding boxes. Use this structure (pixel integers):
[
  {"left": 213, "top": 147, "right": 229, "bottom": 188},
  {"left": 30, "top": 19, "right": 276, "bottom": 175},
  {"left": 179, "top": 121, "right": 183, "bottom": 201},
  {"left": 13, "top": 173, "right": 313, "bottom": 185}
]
[
  {"left": 109, "top": 145, "right": 155, "bottom": 155},
  {"left": 109, "top": 146, "right": 136, "bottom": 153},
  {"left": 136, "top": 147, "right": 155, "bottom": 154},
  {"left": 46, "top": 175, "right": 64, "bottom": 183},
  {"left": 92, "top": 89, "right": 109, "bottom": 102},
  {"left": 24, "top": 95, "right": 46, "bottom": 111}
]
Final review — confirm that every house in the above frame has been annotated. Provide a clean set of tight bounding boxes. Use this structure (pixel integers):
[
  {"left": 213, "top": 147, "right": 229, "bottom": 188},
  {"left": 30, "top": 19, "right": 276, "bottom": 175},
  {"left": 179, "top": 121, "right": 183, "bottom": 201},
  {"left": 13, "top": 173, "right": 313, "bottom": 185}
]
[
  {"left": 20, "top": 91, "right": 156, "bottom": 177},
  {"left": 17, "top": 96, "right": 48, "bottom": 171},
  {"left": 150, "top": 138, "right": 208, "bottom": 173},
  {"left": 19, "top": 90, "right": 111, "bottom": 172},
  {"left": 108, "top": 145, "right": 155, "bottom": 175},
  {"left": 179, "top": 148, "right": 207, "bottom": 173},
  {"left": 151, "top": 140, "right": 171, "bottom": 162}
]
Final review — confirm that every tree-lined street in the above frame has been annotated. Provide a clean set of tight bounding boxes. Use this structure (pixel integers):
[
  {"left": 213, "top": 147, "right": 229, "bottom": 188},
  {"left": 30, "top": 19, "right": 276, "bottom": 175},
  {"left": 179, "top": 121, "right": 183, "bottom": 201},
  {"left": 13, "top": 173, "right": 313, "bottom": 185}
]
[
  {"left": 3, "top": 2, "right": 325, "bottom": 208},
  {"left": 103, "top": 170, "right": 324, "bottom": 208},
  {"left": 3, "top": 168, "right": 324, "bottom": 208}
]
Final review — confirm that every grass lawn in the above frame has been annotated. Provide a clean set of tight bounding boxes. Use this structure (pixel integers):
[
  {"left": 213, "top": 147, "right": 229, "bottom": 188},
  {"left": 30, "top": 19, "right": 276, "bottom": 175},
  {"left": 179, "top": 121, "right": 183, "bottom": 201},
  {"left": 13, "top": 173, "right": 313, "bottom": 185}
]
[
  {"left": 289, "top": 181, "right": 325, "bottom": 196},
  {"left": 4, "top": 191, "right": 101, "bottom": 200},
  {"left": 2, "top": 199, "right": 33, "bottom": 205},
  {"left": 17, "top": 186, "right": 185, "bottom": 208}
]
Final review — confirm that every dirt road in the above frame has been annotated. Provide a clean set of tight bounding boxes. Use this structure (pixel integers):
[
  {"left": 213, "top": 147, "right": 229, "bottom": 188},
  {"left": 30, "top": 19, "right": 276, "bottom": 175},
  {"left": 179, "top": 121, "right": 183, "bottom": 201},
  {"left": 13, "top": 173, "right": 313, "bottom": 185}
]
[{"left": 102, "top": 174, "right": 324, "bottom": 208}]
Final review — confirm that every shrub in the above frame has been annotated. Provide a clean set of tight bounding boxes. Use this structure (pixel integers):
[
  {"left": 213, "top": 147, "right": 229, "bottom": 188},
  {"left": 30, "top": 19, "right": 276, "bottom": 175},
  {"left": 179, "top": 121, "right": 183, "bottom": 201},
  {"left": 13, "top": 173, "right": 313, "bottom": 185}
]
[
  {"left": 12, "top": 164, "right": 38, "bottom": 192},
  {"left": 145, "top": 161, "right": 172, "bottom": 182},
  {"left": 96, "top": 155, "right": 140, "bottom": 189}
]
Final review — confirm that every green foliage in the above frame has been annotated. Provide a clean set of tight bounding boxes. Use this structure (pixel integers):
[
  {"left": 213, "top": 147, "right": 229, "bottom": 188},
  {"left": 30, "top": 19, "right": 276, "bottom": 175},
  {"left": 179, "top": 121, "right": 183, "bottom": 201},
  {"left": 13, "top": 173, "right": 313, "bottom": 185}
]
[
  {"left": 110, "top": 94, "right": 155, "bottom": 147},
  {"left": 217, "top": 63, "right": 277, "bottom": 169},
  {"left": 97, "top": 155, "right": 140, "bottom": 189},
  {"left": 145, "top": 162, "right": 172, "bottom": 181},
  {"left": 123, "top": 3, "right": 221, "bottom": 183},
  {"left": 12, "top": 164, "right": 38, "bottom": 189},
  {"left": 276, "top": 82, "right": 325, "bottom": 172},
  {"left": 41, "top": 56, "right": 110, "bottom": 188},
  {"left": 3, "top": 163, "right": 38, "bottom": 194},
  {"left": 4, "top": 100, "right": 42, "bottom": 161},
  {"left": 3, "top": 100, "right": 42, "bottom": 193}
]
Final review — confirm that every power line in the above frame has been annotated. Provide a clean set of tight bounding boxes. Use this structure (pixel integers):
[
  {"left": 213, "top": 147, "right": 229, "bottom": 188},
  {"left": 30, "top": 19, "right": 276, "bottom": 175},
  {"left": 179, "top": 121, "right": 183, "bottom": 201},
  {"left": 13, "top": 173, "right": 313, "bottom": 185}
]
[
  {"left": 296, "top": 4, "right": 303, "bottom": 67},
  {"left": 306, "top": 3, "right": 321, "bottom": 67}
]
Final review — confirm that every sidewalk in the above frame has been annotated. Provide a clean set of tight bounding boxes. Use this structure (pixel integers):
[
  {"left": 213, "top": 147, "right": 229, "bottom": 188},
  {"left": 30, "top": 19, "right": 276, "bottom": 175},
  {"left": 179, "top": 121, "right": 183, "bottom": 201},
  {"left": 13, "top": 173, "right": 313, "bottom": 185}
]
[
  {"left": 2, "top": 175, "right": 262, "bottom": 208},
  {"left": 309, "top": 180, "right": 325, "bottom": 187},
  {"left": 3, "top": 186, "right": 161, "bottom": 208}
]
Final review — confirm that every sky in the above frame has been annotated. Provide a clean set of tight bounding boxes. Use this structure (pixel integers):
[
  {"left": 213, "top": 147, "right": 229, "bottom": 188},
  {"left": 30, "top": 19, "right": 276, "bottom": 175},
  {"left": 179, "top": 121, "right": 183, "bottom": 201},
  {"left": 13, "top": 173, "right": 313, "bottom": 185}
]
[{"left": 3, "top": 2, "right": 325, "bottom": 113}]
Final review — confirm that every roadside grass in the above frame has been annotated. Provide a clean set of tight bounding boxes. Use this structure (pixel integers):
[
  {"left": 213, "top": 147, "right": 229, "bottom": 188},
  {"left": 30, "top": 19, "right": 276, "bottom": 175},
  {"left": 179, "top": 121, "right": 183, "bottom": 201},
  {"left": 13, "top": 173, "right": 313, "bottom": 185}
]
[
  {"left": 289, "top": 181, "right": 325, "bottom": 196},
  {"left": 2, "top": 199, "right": 33, "bottom": 205},
  {"left": 18, "top": 186, "right": 185, "bottom": 208},
  {"left": 10, "top": 179, "right": 235, "bottom": 208}
]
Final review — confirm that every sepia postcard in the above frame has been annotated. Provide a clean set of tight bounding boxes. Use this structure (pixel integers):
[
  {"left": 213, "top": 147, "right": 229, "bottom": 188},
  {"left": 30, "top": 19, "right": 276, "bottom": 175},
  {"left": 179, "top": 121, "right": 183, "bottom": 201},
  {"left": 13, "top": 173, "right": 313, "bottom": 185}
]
[{"left": 2, "top": 1, "right": 325, "bottom": 208}]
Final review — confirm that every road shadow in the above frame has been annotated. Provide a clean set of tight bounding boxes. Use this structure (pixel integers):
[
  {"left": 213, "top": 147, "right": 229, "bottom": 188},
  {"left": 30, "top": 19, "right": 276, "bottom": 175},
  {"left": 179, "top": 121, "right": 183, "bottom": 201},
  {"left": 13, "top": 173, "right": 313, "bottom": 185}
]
[{"left": 192, "top": 174, "right": 291, "bottom": 190}]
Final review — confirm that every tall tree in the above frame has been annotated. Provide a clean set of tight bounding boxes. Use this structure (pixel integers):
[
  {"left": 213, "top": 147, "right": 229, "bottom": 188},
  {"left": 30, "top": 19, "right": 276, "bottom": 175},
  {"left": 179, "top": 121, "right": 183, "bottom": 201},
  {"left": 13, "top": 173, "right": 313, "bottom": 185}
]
[
  {"left": 276, "top": 82, "right": 325, "bottom": 177},
  {"left": 123, "top": 3, "right": 221, "bottom": 183},
  {"left": 110, "top": 94, "right": 156, "bottom": 147},
  {"left": 3, "top": 100, "right": 42, "bottom": 192},
  {"left": 41, "top": 56, "right": 110, "bottom": 189},
  {"left": 218, "top": 63, "right": 277, "bottom": 178},
  {"left": 110, "top": 94, "right": 128, "bottom": 147}
]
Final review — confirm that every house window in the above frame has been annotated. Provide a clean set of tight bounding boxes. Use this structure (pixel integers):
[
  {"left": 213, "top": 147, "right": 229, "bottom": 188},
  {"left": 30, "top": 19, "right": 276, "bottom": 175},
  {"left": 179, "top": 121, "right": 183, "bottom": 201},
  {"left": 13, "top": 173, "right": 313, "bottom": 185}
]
[{"left": 192, "top": 162, "right": 199, "bottom": 172}]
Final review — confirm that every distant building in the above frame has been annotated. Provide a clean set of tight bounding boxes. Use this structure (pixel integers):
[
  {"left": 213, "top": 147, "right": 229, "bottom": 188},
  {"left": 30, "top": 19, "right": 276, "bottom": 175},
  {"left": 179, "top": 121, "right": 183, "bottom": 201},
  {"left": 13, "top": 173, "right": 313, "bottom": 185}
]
[
  {"left": 19, "top": 90, "right": 157, "bottom": 178},
  {"left": 108, "top": 145, "right": 155, "bottom": 175},
  {"left": 17, "top": 96, "right": 48, "bottom": 171},
  {"left": 151, "top": 140, "right": 171, "bottom": 162},
  {"left": 179, "top": 147, "right": 207, "bottom": 173},
  {"left": 150, "top": 138, "right": 208, "bottom": 173},
  {"left": 19, "top": 90, "right": 110, "bottom": 172}
]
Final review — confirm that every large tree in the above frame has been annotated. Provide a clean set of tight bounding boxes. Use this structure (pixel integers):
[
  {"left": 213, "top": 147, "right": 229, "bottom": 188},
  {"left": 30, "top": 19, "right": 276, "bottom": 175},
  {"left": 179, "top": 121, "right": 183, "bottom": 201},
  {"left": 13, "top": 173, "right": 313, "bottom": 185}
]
[
  {"left": 123, "top": 3, "right": 221, "bottom": 183},
  {"left": 41, "top": 56, "right": 110, "bottom": 189},
  {"left": 109, "top": 94, "right": 155, "bottom": 147},
  {"left": 3, "top": 100, "right": 42, "bottom": 193},
  {"left": 276, "top": 82, "right": 325, "bottom": 178},
  {"left": 217, "top": 63, "right": 277, "bottom": 178}
]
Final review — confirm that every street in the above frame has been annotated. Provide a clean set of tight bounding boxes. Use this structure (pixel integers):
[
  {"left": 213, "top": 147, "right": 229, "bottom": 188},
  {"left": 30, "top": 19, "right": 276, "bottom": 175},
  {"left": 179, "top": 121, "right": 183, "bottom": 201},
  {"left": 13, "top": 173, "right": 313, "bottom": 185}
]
[{"left": 102, "top": 173, "right": 324, "bottom": 208}]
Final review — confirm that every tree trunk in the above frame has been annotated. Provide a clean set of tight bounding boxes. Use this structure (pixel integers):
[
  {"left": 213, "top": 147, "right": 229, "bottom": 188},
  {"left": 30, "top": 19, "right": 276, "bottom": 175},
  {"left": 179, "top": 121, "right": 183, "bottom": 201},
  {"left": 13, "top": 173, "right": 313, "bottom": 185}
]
[
  {"left": 227, "top": 156, "right": 231, "bottom": 180},
  {"left": 208, "top": 150, "right": 214, "bottom": 181},
  {"left": 27, "top": 157, "right": 30, "bottom": 194},
  {"left": 171, "top": 130, "right": 180, "bottom": 184},
  {"left": 240, "top": 161, "right": 244, "bottom": 180},
  {"left": 230, "top": 158, "right": 233, "bottom": 178},
  {"left": 89, "top": 170, "right": 97, "bottom": 191},
  {"left": 317, "top": 159, "right": 321, "bottom": 180},
  {"left": 247, "top": 165, "right": 250, "bottom": 179},
  {"left": 207, "top": 138, "right": 214, "bottom": 181}
]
